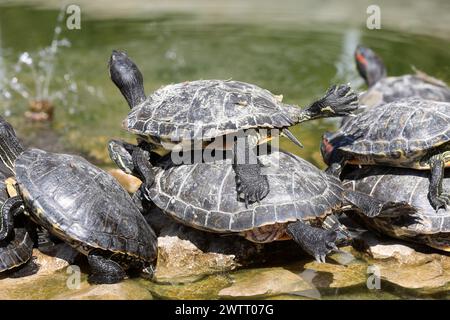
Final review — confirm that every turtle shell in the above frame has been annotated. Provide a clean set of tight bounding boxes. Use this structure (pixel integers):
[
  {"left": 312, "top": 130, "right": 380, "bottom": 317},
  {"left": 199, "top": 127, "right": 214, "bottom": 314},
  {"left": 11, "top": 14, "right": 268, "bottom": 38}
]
[
  {"left": 146, "top": 150, "right": 344, "bottom": 236},
  {"left": 0, "top": 227, "right": 33, "bottom": 272},
  {"left": 330, "top": 98, "right": 450, "bottom": 167},
  {"left": 343, "top": 166, "right": 450, "bottom": 250},
  {"left": 14, "top": 149, "right": 157, "bottom": 263},
  {"left": 124, "top": 80, "right": 301, "bottom": 141},
  {"left": 361, "top": 75, "right": 450, "bottom": 110}
]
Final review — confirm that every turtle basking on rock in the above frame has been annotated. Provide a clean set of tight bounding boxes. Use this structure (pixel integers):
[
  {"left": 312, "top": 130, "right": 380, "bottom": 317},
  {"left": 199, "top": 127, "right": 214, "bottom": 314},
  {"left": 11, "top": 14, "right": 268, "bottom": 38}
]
[
  {"left": 342, "top": 165, "right": 450, "bottom": 252},
  {"left": 355, "top": 45, "right": 450, "bottom": 110},
  {"left": 108, "top": 50, "right": 358, "bottom": 206},
  {"left": 109, "top": 141, "right": 401, "bottom": 262},
  {"left": 322, "top": 98, "right": 450, "bottom": 211},
  {"left": 0, "top": 117, "right": 158, "bottom": 284}
]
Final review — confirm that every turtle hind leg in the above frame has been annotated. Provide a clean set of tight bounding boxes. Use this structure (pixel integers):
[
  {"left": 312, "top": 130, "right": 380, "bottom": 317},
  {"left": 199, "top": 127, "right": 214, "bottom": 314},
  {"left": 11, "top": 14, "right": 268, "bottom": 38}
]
[
  {"left": 87, "top": 252, "right": 126, "bottom": 284},
  {"left": 344, "top": 190, "right": 416, "bottom": 218},
  {"left": 233, "top": 133, "right": 269, "bottom": 208},
  {"left": 428, "top": 152, "right": 450, "bottom": 211},
  {"left": 286, "top": 220, "right": 338, "bottom": 263}
]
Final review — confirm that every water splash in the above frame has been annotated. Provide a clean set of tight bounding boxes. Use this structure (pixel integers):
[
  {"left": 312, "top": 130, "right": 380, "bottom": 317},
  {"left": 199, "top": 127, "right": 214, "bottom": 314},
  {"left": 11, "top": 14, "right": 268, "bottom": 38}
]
[
  {"left": 0, "top": 5, "right": 101, "bottom": 120},
  {"left": 334, "top": 29, "right": 364, "bottom": 88}
]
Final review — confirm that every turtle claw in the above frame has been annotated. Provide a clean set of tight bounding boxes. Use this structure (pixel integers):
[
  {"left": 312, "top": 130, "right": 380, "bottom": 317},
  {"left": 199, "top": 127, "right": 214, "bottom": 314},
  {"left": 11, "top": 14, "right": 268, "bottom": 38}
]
[
  {"left": 316, "top": 84, "right": 359, "bottom": 117},
  {"left": 286, "top": 221, "right": 337, "bottom": 263},
  {"left": 315, "top": 254, "right": 327, "bottom": 264},
  {"left": 430, "top": 193, "right": 450, "bottom": 211},
  {"left": 235, "top": 165, "right": 269, "bottom": 208}
]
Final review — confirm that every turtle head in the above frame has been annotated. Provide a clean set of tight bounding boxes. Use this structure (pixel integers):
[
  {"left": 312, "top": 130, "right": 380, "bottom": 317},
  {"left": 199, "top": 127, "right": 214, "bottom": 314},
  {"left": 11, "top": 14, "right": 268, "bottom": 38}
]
[
  {"left": 109, "top": 50, "right": 146, "bottom": 109},
  {"left": 354, "top": 45, "right": 386, "bottom": 87},
  {"left": 320, "top": 131, "right": 335, "bottom": 166}
]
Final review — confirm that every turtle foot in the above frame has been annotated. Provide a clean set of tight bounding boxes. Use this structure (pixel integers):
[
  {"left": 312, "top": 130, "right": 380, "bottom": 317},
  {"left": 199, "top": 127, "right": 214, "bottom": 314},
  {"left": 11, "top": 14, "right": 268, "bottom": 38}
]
[
  {"left": 87, "top": 253, "right": 126, "bottom": 284},
  {"left": 235, "top": 164, "right": 270, "bottom": 207},
  {"left": 312, "top": 84, "right": 359, "bottom": 117},
  {"left": 286, "top": 220, "right": 338, "bottom": 263},
  {"left": 429, "top": 193, "right": 450, "bottom": 211}
]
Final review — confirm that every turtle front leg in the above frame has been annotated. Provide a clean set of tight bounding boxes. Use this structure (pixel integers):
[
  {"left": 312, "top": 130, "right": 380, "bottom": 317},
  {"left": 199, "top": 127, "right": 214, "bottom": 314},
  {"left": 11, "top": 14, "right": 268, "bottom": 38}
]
[
  {"left": 428, "top": 152, "right": 450, "bottom": 210},
  {"left": 299, "top": 85, "right": 358, "bottom": 122},
  {"left": 286, "top": 220, "right": 338, "bottom": 263},
  {"left": 0, "top": 196, "right": 24, "bottom": 241},
  {"left": 233, "top": 134, "right": 269, "bottom": 208},
  {"left": 87, "top": 251, "right": 126, "bottom": 284}
]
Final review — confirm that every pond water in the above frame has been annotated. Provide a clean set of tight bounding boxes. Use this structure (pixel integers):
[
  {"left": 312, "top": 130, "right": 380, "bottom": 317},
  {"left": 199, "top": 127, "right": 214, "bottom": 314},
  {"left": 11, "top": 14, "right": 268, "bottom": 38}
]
[{"left": 0, "top": 2, "right": 449, "bottom": 299}]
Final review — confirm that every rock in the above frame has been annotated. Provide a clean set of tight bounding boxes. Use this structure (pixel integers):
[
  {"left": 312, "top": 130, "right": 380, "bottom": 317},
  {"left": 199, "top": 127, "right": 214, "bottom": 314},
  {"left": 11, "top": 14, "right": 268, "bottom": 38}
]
[
  {"left": 148, "top": 274, "right": 231, "bottom": 300},
  {"left": 147, "top": 207, "right": 302, "bottom": 283},
  {"left": 218, "top": 267, "right": 314, "bottom": 299},
  {"left": 108, "top": 169, "right": 142, "bottom": 193},
  {"left": 155, "top": 235, "right": 237, "bottom": 283},
  {"left": 53, "top": 280, "right": 152, "bottom": 300},
  {"left": 354, "top": 232, "right": 450, "bottom": 294},
  {"left": 303, "top": 261, "right": 367, "bottom": 289},
  {"left": 33, "top": 244, "right": 79, "bottom": 276},
  {"left": 367, "top": 252, "right": 450, "bottom": 294}
]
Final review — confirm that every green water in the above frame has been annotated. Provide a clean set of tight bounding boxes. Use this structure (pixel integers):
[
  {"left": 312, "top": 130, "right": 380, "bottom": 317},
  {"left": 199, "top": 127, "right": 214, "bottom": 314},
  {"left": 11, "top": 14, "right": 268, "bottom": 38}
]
[{"left": 0, "top": 3, "right": 449, "bottom": 299}]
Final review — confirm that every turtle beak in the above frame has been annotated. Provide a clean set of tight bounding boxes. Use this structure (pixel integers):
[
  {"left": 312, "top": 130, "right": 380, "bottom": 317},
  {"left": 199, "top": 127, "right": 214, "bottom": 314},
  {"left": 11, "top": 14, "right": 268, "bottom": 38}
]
[{"left": 281, "top": 128, "right": 304, "bottom": 149}]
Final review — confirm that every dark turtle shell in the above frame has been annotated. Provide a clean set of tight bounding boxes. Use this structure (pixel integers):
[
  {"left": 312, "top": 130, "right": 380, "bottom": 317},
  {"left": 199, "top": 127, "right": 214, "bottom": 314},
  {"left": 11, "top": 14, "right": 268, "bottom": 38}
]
[
  {"left": 330, "top": 98, "right": 450, "bottom": 168},
  {"left": 361, "top": 74, "right": 450, "bottom": 110},
  {"left": 124, "top": 80, "right": 301, "bottom": 141},
  {"left": 343, "top": 166, "right": 450, "bottom": 251},
  {"left": 146, "top": 150, "right": 344, "bottom": 237},
  {"left": 14, "top": 149, "right": 157, "bottom": 263},
  {"left": 0, "top": 227, "right": 33, "bottom": 272}
]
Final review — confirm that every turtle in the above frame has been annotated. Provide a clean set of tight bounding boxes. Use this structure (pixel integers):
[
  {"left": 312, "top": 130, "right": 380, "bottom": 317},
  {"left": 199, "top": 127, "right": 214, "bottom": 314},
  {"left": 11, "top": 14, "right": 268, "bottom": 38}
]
[
  {"left": 321, "top": 98, "right": 450, "bottom": 211},
  {"left": 355, "top": 45, "right": 450, "bottom": 110},
  {"left": 110, "top": 140, "right": 363, "bottom": 262},
  {"left": 0, "top": 118, "right": 158, "bottom": 284},
  {"left": 0, "top": 119, "right": 34, "bottom": 275},
  {"left": 342, "top": 165, "right": 450, "bottom": 252},
  {"left": 108, "top": 50, "right": 358, "bottom": 206}
]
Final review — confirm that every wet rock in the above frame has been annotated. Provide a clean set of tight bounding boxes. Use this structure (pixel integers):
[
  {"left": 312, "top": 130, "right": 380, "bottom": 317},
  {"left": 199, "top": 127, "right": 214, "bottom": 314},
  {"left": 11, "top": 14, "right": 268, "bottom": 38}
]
[
  {"left": 366, "top": 252, "right": 450, "bottom": 294},
  {"left": 0, "top": 244, "right": 80, "bottom": 299},
  {"left": 108, "top": 169, "right": 142, "bottom": 193},
  {"left": 303, "top": 261, "right": 367, "bottom": 289},
  {"left": 54, "top": 280, "right": 152, "bottom": 300},
  {"left": 354, "top": 232, "right": 450, "bottom": 294},
  {"left": 218, "top": 267, "right": 314, "bottom": 299},
  {"left": 148, "top": 274, "right": 231, "bottom": 300}
]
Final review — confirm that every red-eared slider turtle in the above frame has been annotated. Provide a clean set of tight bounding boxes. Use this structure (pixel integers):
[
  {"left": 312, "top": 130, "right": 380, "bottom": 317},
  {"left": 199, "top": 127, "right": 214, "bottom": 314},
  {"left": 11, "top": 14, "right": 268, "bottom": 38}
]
[
  {"left": 355, "top": 45, "right": 450, "bottom": 109},
  {"left": 321, "top": 98, "right": 450, "bottom": 210},
  {"left": 110, "top": 143, "right": 355, "bottom": 262},
  {"left": 108, "top": 50, "right": 358, "bottom": 206},
  {"left": 0, "top": 118, "right": 34, "bottom": 274},
  {"left": 342, "top": 166, "right": 450, "bottom": 252},
  {"left": 0, "top": 118, "right": 158, "bottom": 284}
]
